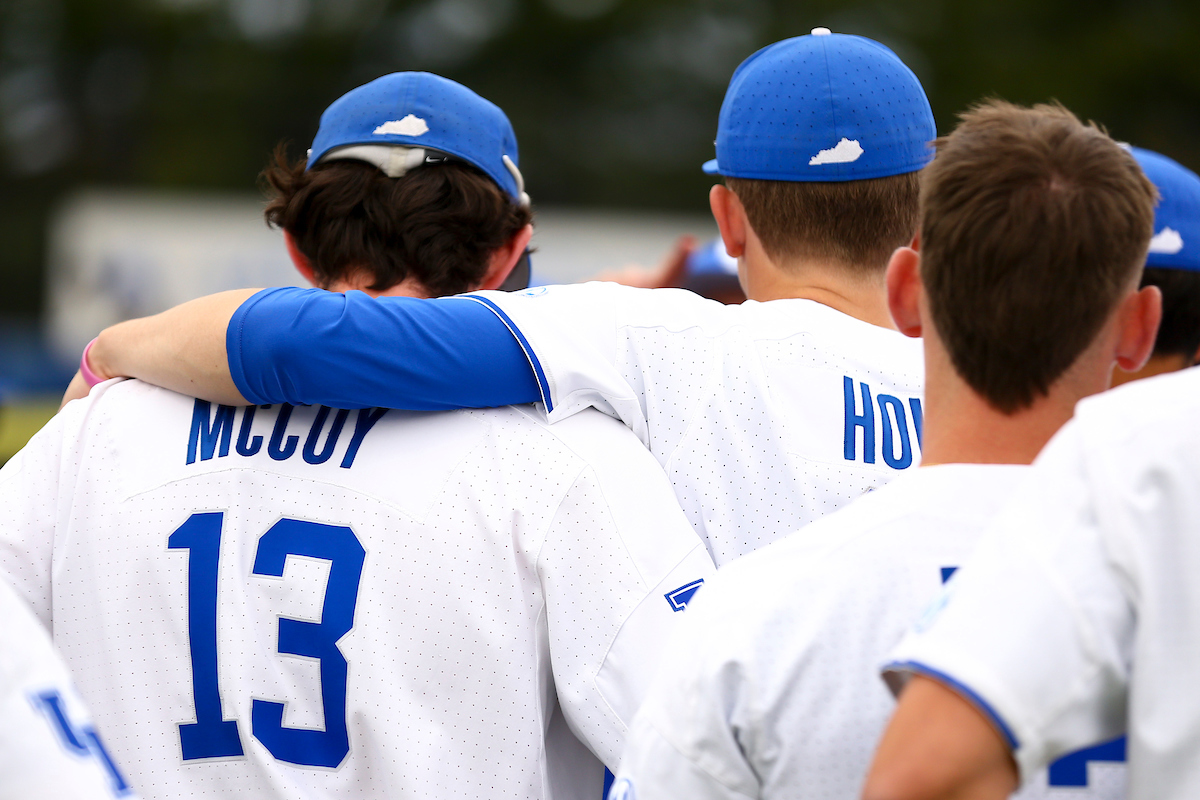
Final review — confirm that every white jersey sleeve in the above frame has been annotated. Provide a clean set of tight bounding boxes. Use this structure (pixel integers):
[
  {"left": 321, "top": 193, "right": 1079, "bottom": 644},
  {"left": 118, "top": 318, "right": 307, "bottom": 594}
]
[
  {"left": 540, "top": 412, "right": 716, "bottom": 768},
  {"left": 0, "top": 385, "right": 95, "bottom": 629},
  {"left": 611, "top": 571, "right": 765, "bottom": 800},
  {"left": 0, "top": 578, "right": 136, "bottom": 799},
  {"left": 883, "top": 406, "right": 1140, "bottom": 786},
  {"left": 467, "top": 282, "right": 715, "bottom": 445}
]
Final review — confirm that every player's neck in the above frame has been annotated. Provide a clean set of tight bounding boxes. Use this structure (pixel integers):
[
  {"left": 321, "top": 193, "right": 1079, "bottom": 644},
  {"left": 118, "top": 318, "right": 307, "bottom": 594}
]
[
  {"left": 919, "top": 340, "right": 1107, "bottom": 467},
  {"left": 741, "top": 251, "right": 895, "bottom": 329}
]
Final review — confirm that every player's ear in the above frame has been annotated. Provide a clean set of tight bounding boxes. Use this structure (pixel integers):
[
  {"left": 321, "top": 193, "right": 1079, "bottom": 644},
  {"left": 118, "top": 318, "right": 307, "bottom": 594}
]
[
  {"left": 284, "top": 229, "right": 317, "bottom": 287},
  {"left": 886, "top": 247, "right": 923, "bottom": 338},
  {"left": 710, "top": 184, "right": 748, "bottom": 259},
  {"left": 479, "top": 224, "right": 535, "bottom": 292},
  {"left": 1114, "top": 284, "right": 1163, "bottom": 373}
]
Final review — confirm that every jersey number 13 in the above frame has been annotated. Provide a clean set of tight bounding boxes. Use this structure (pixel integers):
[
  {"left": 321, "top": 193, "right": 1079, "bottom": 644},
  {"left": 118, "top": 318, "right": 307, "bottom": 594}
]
[{"left": 169, "top": 512, "right": 365, "bottom": 769}]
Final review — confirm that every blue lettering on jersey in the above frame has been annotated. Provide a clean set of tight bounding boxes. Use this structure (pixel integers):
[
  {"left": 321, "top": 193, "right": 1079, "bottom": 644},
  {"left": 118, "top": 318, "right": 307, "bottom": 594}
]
[
  {"left": 843, "top": 377, "right": 875, "bottom": 464},
  {"left": 187, "top": 401, "right": 234, "bottom": 464},
  {"left": 340, "top": 407, "right": 389, "bottom": 469},
  {"left": 267, "top": 404, "right": 300, "bottom": 460},
  {"left": 665, "top": 578, "right": 705, "bottom": 612},
  {"left": 842, "top": 377, "right": 922, "bottom": 467},
  {"left": 235, "top": 404, "right": 264, "bottom": 456},
  {"left": 186, "top": 400, "right": 387, "bottom": 469},
  {"left": 940, "top": 566, "right": 958, "bottom": 583},
  {"left": 303, "top": 407, "right": 350, "bottom": 465},
  {"left": 32, "top": 690, "right": 132, "bottom": 796}
]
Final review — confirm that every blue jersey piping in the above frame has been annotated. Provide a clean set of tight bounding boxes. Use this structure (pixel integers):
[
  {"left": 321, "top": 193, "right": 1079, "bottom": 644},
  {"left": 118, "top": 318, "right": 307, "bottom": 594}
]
[{"left": 465, "top": 295, "right": 554, "bottom": 413}]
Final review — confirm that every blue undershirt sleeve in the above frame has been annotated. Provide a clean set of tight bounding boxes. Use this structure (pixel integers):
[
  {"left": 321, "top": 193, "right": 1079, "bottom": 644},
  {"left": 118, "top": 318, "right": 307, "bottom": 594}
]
[{"left": 227, "top": 287, "right": 542, "bottom": 409}]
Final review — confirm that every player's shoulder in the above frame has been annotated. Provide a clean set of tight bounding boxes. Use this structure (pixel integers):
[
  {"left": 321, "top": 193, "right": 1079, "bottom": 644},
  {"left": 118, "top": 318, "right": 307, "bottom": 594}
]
[
  {"left": 21, "top": 379, "right": 186, "bottom": 460},
  {"left": 691, "top": 481, "right": 905, "bottom": 628},
  {"left": 1037, "top": 368, "right": 1200, "bottom": 507},
  {"left": 477, "top": 403, "right": 661, "bottom": 472},
  {"left": 711, "top": 464, "right": 1027, "bottom": 604},
  {"left": 482, "top": 281, "right": 731, "bottom": 329},
  {"left": 688, "top": 466, "right": 1028, "bottom": 682},
  {"left": 69, "top": 376, "right": 196, "bottom": 418},
  {"left": 1074, "top": 366, "right": 1200, "bottom": 448}
]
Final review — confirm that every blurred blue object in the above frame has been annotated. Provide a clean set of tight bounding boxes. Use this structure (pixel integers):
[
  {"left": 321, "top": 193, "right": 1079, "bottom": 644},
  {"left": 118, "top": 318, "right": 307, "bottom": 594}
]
[
  {"left": 683, "top": 238, "right": 744, "bottom": 302},
  {"left": 0, "top": 319, "right": 76, "bottom": 400},
  {"left": 686, "top": 237, "right": 738, "bottom": 276}
]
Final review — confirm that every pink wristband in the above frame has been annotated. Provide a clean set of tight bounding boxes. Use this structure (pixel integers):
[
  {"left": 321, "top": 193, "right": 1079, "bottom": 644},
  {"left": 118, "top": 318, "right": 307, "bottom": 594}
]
[{"left": 80, "top": 337, "right": 106, "bottom": 387}]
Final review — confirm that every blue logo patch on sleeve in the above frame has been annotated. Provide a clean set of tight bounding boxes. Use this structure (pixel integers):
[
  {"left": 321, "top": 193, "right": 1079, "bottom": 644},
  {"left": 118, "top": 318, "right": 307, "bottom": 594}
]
[{"left": 664, "top": 579, "right": 705, "bottom": 612}]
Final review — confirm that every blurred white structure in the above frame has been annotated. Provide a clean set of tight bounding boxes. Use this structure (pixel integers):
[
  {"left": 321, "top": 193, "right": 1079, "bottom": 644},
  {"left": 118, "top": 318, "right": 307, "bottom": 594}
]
[
  {"left": 45, "top": 191, "right": 301, "bottom": 361},
  {"left": 46, "top": 189, "right": 716, "bottom": 361}
]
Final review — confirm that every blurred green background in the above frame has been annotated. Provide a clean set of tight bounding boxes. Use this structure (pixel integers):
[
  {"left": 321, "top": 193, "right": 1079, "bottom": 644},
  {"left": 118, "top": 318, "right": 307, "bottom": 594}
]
[
  {"left": 0, "top": 0, "right": 1198, "bottom": 458},
  {"left": 3, "top": 0, "right": 1199, "bottom": 318}
]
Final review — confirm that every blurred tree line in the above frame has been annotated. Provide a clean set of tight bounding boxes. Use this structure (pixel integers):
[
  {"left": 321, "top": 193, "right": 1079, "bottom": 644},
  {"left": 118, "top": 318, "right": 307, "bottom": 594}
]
[{"left": 0, "top": 0, "right": 1197, "bottom": 315}]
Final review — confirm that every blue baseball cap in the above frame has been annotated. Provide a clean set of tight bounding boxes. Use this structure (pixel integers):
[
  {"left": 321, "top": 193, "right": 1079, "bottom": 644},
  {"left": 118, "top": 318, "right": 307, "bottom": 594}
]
[
  {"left": 307, "top": 72, "right": 529, "bottom": 206},
  {"left": 1130, "top": 147, "right": 1200, "bottom": 272},
  {"left": 703, "top": 28, "right": 935, "bottom": 182}
]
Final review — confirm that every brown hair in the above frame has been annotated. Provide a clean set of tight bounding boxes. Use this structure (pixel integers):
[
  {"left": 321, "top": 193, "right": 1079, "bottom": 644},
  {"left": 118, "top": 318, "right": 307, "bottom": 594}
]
[
  {"left": 921, "top": 100, "right": 1157, "bottom": 413},
  {"left": 725, "top": 171, "right": 920, "bottom": 275},
  {"left": 261, "top": 145, "right": 532, "bottom": 297}
]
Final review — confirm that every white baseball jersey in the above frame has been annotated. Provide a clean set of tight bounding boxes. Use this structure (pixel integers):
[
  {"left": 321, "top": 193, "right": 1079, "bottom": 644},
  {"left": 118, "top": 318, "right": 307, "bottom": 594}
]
[
  {"left": 0, "top": 576, "right": 136, "bottom": 799},
  {"left": 470, "top": 282, "right": 925, "bottom": 565},
  {"left": 886, "top": 367, "right": 1200, "bottom": 800},
  {"left": 613, "top": 463, "right": 1126, "bottom": 800},
  {"left": 0, "top": 378, "right": 714, "bottom": 800}
]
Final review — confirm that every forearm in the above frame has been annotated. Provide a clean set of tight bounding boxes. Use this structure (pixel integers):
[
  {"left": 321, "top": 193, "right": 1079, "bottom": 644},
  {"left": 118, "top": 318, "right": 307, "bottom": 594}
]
[
  {"left": 862, "top": 676, "right": 1017, "bottom": 800},
  {"left": 89, "top": 289, "right": 255, "bottom": 405}
]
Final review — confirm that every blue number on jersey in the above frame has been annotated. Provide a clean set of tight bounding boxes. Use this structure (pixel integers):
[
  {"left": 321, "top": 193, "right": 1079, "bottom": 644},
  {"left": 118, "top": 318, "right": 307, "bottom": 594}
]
[
  {"left": 33, "top": 690, "right": 132, "bottom": 796},
  {"left": 169, "top": 513, "right": 245, "bottom": 759},
  {"left": 1048, "top": 737, "right": 1127, "bottom": 787},
  {"left": 171, "top": 512, "right": 366, "bottom": 768},
  {"left": 939, "top": 566, "right": 1126, "bottom": 786},
  {"left": 251, "top": 518, "right": 365, "bottom": 768}
]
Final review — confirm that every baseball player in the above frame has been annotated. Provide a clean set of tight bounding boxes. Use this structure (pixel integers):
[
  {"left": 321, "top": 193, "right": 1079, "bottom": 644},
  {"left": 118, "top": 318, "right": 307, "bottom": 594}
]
[
  {"left": 5, "top": 72, "right": 714, "bottom": 799},
  {"left": 1110, "top": 147, "right": 1200, "bottom": 386},
  {"left": 608, "top": 100, "right": 1161, "bottom": 800},
  {"left": 77, "top": 30, "right": 935, "bottom": 568},
  {"left": 865, "top": 365, "right": 1200, "bottom": 800},
  {"left": 0, "top": 576, "right": 137, "bottom": 799}
]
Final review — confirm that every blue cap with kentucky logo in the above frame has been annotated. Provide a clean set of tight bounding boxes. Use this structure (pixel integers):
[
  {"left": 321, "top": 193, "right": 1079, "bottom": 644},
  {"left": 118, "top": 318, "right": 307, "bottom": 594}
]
[
  {"left": 307, "top": 72, "right": 530, "bottom": 206},
  {"left": 703, "top": 28, "right": 935, "bottom": 181},
  {"left": 1130, "top": 147, "right": 1200, "bottom": 272}
]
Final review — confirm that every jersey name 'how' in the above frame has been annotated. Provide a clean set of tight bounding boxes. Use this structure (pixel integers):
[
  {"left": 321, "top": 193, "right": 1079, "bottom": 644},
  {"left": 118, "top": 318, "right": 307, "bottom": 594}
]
[
  {"left": 185, "top": 400, "right": 389, "bottom": 469},
  {"left": 842, "top": 376, "right": 923, "bottom": 469}
]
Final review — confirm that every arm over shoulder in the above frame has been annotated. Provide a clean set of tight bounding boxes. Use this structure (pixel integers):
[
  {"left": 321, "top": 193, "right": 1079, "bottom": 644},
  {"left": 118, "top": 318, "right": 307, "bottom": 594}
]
[
  {"left": 536, "top": 411, "right": 714, "bottom": 767},
  {"left": 229, "top": 288, "right": 542, "bottom": 408}
]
